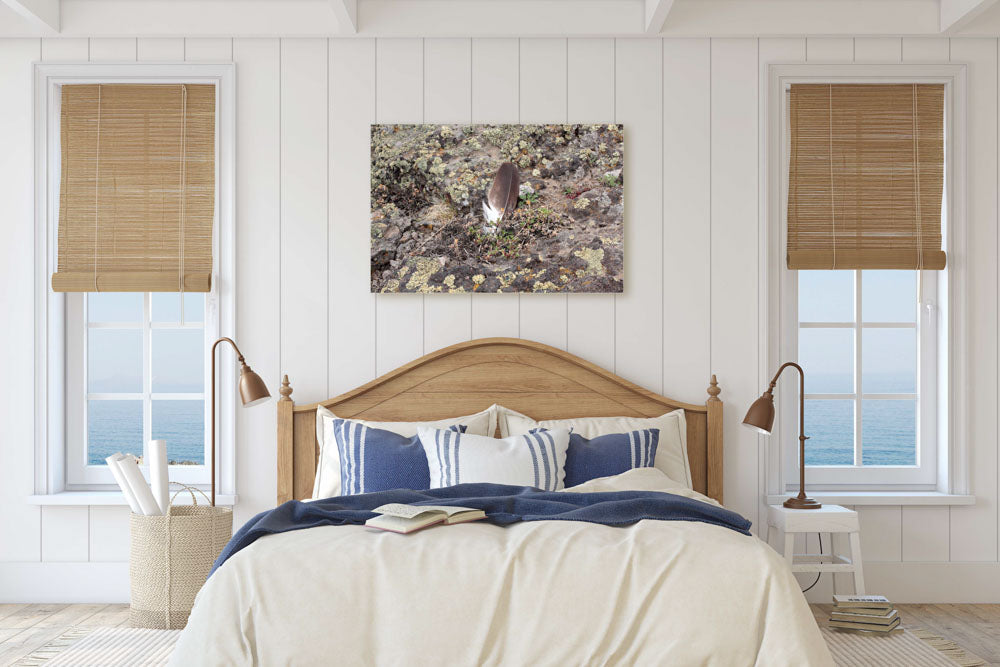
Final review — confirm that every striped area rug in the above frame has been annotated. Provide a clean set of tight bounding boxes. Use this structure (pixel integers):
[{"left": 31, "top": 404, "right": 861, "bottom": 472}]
[
  {"left": 822, "top": 626, "right": 986, "bottom": 667},
  {"left": 12, "top": 627, "right": 181, "bottom": 667}
]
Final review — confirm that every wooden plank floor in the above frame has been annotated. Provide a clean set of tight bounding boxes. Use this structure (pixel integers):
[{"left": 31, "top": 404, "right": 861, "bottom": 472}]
[
  {"left": 0, "top": 603, "right": 997, "bottom": 665},
  {"left": 812, "top": 603, "right": 1000, "bottom": 666},
  {"left": 0, "top": 604, "right": 129, "bottom": 666}
]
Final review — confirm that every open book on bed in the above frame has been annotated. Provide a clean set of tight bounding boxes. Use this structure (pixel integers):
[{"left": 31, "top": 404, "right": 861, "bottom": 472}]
[{"left": 365, "top": 503, "right": 486, "bottom": 534}]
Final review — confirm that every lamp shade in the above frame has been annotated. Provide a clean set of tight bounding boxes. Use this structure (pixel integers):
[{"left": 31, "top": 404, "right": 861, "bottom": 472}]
[
  {"left": 238, "top": 364, "right": 271, "bottom": 407},
  {"left": 742, "top": 391, "right": 775, "bottom": 435}
]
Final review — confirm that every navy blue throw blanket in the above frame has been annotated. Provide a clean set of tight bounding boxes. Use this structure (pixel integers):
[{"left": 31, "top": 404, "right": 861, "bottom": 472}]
[{"left": 211, "top": 483, "right": 751, "bottom": 577}]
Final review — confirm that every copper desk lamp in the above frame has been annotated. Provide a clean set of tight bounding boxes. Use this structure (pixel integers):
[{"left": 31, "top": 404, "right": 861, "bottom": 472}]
[
  {"left": 744, "top": 362, "right": 821, "bottom": 510},
  {"left": 210, "top": 337, "right": 271, "bottom": 506}
]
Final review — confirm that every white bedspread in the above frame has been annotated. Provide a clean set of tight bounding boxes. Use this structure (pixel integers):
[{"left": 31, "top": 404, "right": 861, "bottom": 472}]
[{"left": 172, "top": 470, "right": 833, "bottom": 666}]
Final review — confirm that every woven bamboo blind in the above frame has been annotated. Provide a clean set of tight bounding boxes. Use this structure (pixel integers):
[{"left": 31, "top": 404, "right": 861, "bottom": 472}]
[
  {"left": 787, "top": 83, "right": 946, "bottom": 270},
  {"left": 52, "top": 84, "right": 216, "bottom": 292}
]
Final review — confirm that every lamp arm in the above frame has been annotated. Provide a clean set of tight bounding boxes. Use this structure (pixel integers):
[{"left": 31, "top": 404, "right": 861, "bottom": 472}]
[
  {"left": 767, "top": 361, "right": 812, "bottom": 504},
  {"left": 212, "top": 336, "right": 246, "bottom": 364}
]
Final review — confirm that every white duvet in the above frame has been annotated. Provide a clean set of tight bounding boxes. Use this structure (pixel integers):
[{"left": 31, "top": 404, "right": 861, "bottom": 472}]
[{"left": 172, "top": 469, "right": 833, "bottom": 666}]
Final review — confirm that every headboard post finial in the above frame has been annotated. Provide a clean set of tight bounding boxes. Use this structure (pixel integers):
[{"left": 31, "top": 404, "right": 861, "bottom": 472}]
[
  {"left": 279, "top": 374, "right": 293, "bottom": 402},
  {"left": 707, "top": 374, "right": 721, "bottom": 401}
]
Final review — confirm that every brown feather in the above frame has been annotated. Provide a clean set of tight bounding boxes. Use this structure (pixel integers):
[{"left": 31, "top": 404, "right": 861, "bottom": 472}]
[{"left": 487, "top": 162, "right": 520, "bottom": 219}]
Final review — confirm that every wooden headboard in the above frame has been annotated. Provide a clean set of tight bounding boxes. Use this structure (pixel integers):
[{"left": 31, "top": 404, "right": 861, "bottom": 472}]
[{"left": 277, "top": 338, "right": 723, "bottom": 505}]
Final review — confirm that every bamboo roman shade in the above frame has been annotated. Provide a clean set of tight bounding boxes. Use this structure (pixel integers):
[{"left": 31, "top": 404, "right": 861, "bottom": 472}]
[
  {"left": 786, "top": 83, "right": 946, "bottom": 270},
  {"left": 52, "top": 83, "right": 216, "bottom": 292}
]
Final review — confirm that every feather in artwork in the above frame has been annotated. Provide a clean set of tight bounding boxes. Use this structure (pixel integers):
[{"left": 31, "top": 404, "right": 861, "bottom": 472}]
[{"left": 482, "top": 162, "right": 520, "bottom": 233}]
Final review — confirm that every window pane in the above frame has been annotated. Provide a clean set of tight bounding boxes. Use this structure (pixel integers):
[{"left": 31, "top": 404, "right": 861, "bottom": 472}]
[
  {"left": 88, "top": 400, "right": 142, "bottom": 464},
  {"left": 152, "top": 329, "right": 204, "bottom": 392},
  {"left": 862, "top": 328, "right": 916, "bottom": 393},
  {"left": 799, "top": 271, "right": 854, "bottom": 322},
  {"left": 152, "top": 400, "right": 205, "bottom": 465},
  {"left": 88, "top": 329, "right": 142, "bottom": 393},
  {"left": 88, "top": 293, "right": 142, "bottom": 323},
  {"left": 152, "top": 293, "right": 183, "bottom": 322},
  {"left": 800, "top": 328, "right": 854, "bottom": 393},
  {"left": 804, "top": 399, "right": 854, "bottom": 465},
  {"left": 862, "top": 399, "right": 916, "bottom": 465},
  {"left": 183, "top": 293, "right": 205, "bottom": 323},
  {"left": 861, "top": 271, "right": 917, "bottom": 323}
]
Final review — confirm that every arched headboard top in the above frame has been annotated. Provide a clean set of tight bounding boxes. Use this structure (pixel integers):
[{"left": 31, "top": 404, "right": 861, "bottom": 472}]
[{"left": 277, "top": 338, "right": 723, "bottom": 504}]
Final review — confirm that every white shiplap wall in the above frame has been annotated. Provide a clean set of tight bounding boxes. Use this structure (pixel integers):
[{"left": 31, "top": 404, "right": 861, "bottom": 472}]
[{"left": 1, "top": 35, "right": 999, "bottom": 602}]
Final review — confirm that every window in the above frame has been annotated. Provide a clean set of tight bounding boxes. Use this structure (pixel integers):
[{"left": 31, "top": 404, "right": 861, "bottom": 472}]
[
  {"left": 65, "top": 292, "right": 212, "bottom": 486},
  {"left": 33, "top": 63, "right": 235, "bottom": 497},
  {"left": 791, "top": 269, "right": 938, "bottom": 486},
  {"left": 765, "top": 63, "right": 967, "bottom": 494}
]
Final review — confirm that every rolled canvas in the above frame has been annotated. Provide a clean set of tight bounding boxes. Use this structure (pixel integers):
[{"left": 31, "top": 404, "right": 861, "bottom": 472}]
[
  {"left": 149, "top": 439, "right": 170, "bottom": 515},
  {"left": 106, "top": 453, "right": 142, "bottom": 514},
  {"left": 117, "top": 454, "right": 162, "bottom": 516}
]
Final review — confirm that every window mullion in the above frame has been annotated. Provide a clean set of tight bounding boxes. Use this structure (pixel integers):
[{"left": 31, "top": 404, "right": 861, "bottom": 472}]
[
  {"left": 143, "top": 292, "right": 152, "bottom": 464},
  {"left": 854, "top": 270, "right": 863, "bottom": 467}
]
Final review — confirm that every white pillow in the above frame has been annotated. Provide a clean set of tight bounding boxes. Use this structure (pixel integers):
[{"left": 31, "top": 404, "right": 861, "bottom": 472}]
[
  {"left": 418, "top": 427, "right": 571, "bottom": 491},
  {"left": 312, "top": 404, "right": 498, "bottom": 499},
  {"left": 498, "top": 406, "right": 692, "bottom": 489},
  {"left": 564, "top": 468, "right": 721, "bottom": 507}
]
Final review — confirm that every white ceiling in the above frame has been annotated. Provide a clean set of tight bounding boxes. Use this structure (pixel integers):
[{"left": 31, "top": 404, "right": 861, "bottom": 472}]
[{"left": 1, "top": 0, "right": 1000, "bottom": 38}]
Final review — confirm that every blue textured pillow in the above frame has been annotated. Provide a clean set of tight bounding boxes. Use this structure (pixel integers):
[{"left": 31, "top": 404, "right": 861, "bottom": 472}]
[
  {"left": 333, "top": 419, "right": 465, "bottom": 496},
  {"left": 562, "top": 428, "right": 660, "bottom": 487}
]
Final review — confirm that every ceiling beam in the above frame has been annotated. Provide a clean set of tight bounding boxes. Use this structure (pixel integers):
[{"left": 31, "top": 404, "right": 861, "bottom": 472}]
[
  {"left": 1, "top": 0, "right": 59, "bottom": 32},
  {"left": 330, "top": 0, "right": 357, "bottom": 33},
  {"left": 940, "top": 0, "right": 999, "bottom": 33},
  {"left": 644, "top": 0, "right": 675, "bottom": 34}
]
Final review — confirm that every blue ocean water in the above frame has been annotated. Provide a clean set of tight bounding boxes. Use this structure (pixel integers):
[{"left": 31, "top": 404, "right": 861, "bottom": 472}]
[
  {"left": 803, "top": 372, "right": 917, "bottom": 466},
  {"left": 88, "top": 400, "right": 205, "bottom": 465}
]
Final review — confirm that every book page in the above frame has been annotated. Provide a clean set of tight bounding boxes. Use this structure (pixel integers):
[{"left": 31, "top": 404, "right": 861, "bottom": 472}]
[{"left": 372, "top": 504, "right": 443, "bottom": 519}]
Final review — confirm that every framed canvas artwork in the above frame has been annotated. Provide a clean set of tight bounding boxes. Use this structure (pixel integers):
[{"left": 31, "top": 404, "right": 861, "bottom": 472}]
[{"left": 371, "top": 124, "right": 624, "bottom": 293}]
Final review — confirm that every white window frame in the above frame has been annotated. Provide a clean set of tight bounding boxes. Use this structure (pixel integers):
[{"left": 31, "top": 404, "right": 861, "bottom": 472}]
[
  {"left": 65, "top": 292, "right": 214, "bottom": 486},
  {"left": 33, "top": 63, "right": 236, "bottom": 496},
  {"left": 762, "top": 63, "right": 969, "bottom": 495}
]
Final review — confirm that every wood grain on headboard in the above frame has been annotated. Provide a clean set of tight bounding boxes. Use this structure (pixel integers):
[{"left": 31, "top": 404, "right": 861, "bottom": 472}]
[{"left": 277, "top": 338, "right": 723, "bottom": 504}]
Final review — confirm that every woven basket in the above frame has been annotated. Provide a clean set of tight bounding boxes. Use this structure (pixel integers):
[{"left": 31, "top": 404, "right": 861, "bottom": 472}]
[{"left": 129, "top": 486, "right": 232, "bottom": 629}]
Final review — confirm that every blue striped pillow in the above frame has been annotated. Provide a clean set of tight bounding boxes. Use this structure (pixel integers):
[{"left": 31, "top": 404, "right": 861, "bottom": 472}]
[
  {"left": 561, "top": 428, "right": 660, "bottom": 487},
  {"left": 333, "top": 419, "right": 465, "bottom": 496}
]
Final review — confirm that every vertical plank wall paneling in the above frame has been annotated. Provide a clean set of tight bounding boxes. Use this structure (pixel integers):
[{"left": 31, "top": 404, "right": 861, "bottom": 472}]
[
  {"left": 5, "top": 35, "right": 1000, "bottom": 601},
  {"left": 567, "top": 38, "right": 616, "bottom": 372},
  {"left": 710, "top": 38, "right": 759, "bottom": 529},
  {"left": 329, "top": 39, "right": 377, "bottom": 395},
  {"left": 949, "top": 38, "right": 999, "bottom": 562},
  {"left": 233, "top": 37, "right": 281, "bottom": 524},
  {"left": 469, "top": 38, "right": 520, "bottom": 339},
  {"left": 375, "top": 39, "right": 425, "bottom": 375},
  {"left": 422, "top": 39, "right": 473, "bottom": 353},
  {"left": 280, "top": 39, "right": 329, "bottom": 400},
  {"left": 614, "top": 39, "right": 663, "bottom": 393},
  {"left": 518, "top": 39, "right": 569, "bottom": 351},
  {"left": 662, "top": 38, "right": 711, "bottom": 405}
]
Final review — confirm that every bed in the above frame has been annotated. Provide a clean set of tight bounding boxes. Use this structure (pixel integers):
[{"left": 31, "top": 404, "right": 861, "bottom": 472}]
[{"left": 171, "top": 338, "right": 833, "bottom": 665}]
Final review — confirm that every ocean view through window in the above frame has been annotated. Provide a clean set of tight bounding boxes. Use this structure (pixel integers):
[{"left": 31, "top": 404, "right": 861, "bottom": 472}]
[
  {"left": 86, "top": 292, "right": 207, "bottom": 467},
  {"left": 798, "top": 270, "right": 922, "bottom": 467}
]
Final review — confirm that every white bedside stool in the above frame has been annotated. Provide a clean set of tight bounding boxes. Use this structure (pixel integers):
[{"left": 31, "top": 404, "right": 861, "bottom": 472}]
[{"left": 766, "top": 504, "right": 865, "bottom": 595}]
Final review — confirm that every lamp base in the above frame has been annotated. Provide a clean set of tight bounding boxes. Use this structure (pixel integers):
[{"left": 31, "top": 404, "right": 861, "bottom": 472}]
[{"left": 783, "top": 496, "right": 823, "bottom": 510}]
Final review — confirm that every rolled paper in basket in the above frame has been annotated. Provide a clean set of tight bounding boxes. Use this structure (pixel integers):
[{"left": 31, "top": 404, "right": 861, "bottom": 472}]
[
  {"left": 106, "top": 454, "right": 142, "bottom": 514},
  {"left": 117, "top": 454, "right": 162, "bottom": 516},
  {"left": 149, "top": 440, "right": 169, "bottom": 516}
]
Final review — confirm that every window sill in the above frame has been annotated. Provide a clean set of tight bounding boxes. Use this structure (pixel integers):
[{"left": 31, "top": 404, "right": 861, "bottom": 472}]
[
  {"left": 766, "top": 492, "right": 974, "bottom": 506},
  {"left": 27, "top": 492, "right": 238, "bottom": 507}
]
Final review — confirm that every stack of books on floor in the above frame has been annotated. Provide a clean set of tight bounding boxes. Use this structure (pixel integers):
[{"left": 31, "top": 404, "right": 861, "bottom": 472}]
[{"left": 829, "top": 595, "right": 901, "bottom": 634}]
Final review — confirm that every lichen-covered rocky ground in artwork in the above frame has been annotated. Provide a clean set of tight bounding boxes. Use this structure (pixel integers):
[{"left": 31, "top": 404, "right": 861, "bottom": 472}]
[{"left": 371, "top": 124, "right": 624, "bottom": 293}]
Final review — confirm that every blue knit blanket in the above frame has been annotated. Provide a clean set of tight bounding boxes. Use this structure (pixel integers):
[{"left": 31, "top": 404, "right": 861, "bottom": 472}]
[{"left": 211, "top": 483, "right": 751, "bottom": 576}]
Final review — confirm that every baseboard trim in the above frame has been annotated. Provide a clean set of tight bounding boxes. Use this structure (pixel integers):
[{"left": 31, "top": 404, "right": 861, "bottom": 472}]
[
  {"left": 0, "top": 562, "right": 129, "bottom": 603},
  {"left": 805, "top": 561, "right": 1000, "bottom": 603}
]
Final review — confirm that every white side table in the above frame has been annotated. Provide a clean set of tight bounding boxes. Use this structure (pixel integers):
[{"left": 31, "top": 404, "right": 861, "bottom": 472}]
[{"left": 766, "top": 504, "right": 865, "bottom": 595}]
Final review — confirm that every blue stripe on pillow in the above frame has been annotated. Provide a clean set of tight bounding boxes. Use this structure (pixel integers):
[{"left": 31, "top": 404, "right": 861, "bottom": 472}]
[
  {"left": 331, "top": 420, "right": 465, "bottom": 497},
  {"left": 559, "top": 428, "right": 661, "bottom": 487}
]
